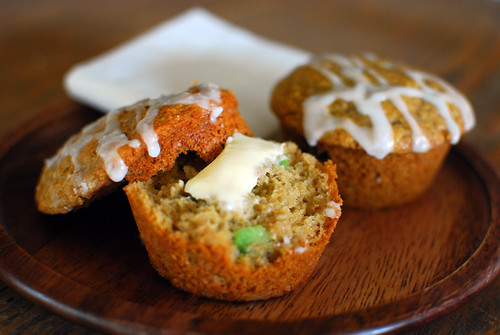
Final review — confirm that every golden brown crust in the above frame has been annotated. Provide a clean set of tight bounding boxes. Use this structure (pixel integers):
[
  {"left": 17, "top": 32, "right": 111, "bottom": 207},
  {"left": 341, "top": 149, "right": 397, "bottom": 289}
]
[
  {"left": 124, "top": 152, "right": 341, "bottom": 301},
  {"left": 122, "top": 88, "right": 252, "bottom": 182},
  {"left": 35, "top": 86, "right": 252, "bottom": 214},
  {"left": 35, "top": 128, "right": 118, "bottom": 214},
  {"left": 319, "top": 142, "right": 449, "bottom": 209}
]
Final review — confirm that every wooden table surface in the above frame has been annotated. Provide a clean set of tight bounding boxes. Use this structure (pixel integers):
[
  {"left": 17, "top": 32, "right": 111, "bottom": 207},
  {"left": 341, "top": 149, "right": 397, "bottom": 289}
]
[{"left": 1, "top": 0, "right": 499, "bottom": 334}]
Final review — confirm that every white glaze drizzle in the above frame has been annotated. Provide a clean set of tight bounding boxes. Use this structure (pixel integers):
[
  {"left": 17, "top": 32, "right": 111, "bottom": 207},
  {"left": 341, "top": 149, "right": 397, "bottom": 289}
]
[
  {"left": 303, "top": 54, "right": 475, "bottom": 159},
  {"left": 46, "top": 83, "right": 224, "bottom": 183},
  {"left": 136, "top": 82, "right": 223, "bottom": 157},
  {"left": 95, "top": 109, "right": 141, "bottom": 182}
]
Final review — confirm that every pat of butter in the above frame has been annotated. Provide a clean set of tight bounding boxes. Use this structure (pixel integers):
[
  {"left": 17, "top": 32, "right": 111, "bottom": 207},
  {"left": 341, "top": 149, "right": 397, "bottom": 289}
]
[{"left": 184, "top": 133, "right": 284, "bottom": 211}]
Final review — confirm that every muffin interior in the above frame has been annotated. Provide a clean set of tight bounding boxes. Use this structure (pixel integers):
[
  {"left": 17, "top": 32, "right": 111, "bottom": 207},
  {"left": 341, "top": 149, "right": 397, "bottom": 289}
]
[{"left": 138, "top": 142, "right": 338, "bottom": 267}]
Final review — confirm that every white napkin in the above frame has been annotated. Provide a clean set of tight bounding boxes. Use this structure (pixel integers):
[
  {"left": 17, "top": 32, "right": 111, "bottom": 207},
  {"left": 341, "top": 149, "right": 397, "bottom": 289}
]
[{"left": 64, "top": 7, "right": 310, "bottom": 138}]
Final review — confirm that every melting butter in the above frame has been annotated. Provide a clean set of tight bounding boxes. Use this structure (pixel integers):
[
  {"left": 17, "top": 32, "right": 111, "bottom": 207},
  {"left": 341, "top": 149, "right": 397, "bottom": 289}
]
[{"left": 184, "top": 133, "right": 284, "bottom": 211}]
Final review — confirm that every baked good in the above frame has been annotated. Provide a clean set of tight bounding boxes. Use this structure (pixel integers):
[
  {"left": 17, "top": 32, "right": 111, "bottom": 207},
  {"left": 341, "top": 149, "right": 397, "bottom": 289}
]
[
  {"left": 271, "top": 53, "right": 475, "bottom": 208},
  {"left": 35, "top": 83, "right": 252, "bottom": 214},
  {"left": 124, "top": 133, "right": 342, "bottom": 301},
  {"left": 35, "top": 82, "right": 342, "bottom": 301}
]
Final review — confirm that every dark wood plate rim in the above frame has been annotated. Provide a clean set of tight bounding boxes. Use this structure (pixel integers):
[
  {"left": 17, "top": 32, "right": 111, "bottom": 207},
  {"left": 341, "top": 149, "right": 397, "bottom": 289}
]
[{"left": 0, "top": 101, "right": 499, "bottom": 335}]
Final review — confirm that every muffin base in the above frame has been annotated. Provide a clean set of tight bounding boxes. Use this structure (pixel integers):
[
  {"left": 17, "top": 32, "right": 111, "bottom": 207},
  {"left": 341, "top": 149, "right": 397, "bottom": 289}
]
[
  {"left": 125, "top": 159, "right": 341, "bottom": 301},
  {"left": 280, "top": 124, "right": 450, "bottom": 209}
]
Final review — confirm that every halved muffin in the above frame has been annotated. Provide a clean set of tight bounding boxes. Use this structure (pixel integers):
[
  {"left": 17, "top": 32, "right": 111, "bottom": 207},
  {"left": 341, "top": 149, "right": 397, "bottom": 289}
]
[{"left": 124, "top": 133, "right": 342, "bottom": 301}]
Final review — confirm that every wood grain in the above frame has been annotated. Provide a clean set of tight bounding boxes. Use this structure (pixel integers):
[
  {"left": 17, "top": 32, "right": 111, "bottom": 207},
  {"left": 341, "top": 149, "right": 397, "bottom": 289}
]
[
  {"left": 1, "top": 0, "right": 499, "bottom": 334},
  {"left": 0, "top": 102, "right": 498, "bottom": 334}
]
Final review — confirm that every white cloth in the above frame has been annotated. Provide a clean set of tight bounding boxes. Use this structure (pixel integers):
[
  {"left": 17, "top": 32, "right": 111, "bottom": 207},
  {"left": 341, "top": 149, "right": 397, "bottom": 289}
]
[{"left": 64, "top": 7, "right": 310, "bottom": 138}]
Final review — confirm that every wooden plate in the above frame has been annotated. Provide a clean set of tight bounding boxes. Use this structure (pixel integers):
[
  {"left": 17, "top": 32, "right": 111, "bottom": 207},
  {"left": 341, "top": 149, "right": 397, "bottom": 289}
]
[{"left": 0, "top": 102, "right": 499, "bottom": 334}]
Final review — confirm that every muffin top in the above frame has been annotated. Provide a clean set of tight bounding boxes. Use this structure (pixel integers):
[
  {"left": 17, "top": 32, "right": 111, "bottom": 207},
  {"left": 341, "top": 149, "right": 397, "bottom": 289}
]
[
  {"left": 36, "top": 83, "right": 251, "bottom": 214},
  {"left": 271, "top": 53, "right": 475, "bottom": 158}
]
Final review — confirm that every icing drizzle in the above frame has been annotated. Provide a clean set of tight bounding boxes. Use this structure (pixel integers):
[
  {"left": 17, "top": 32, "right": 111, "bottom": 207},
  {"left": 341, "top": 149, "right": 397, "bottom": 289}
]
[
  {"left": 46, "top": 83, "right": 224, "bottom": 183},
  {"left": 136, "top": 83, "right": 223, "bottom": 158},
  {"left": 303, "top": 54, "right": 475, "bottom": 159}
]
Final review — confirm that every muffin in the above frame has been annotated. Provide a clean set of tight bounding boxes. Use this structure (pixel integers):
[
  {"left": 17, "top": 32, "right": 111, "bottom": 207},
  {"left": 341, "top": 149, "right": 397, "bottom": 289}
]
[
  {"left": 36, "top": 83, "right": 251, "bottom": 214},
  {"left": 271, "top": 53, "right": 475, "bottom": 208},
  {"left": 124, "top": 133, "right": 342, "bottom": 301}
]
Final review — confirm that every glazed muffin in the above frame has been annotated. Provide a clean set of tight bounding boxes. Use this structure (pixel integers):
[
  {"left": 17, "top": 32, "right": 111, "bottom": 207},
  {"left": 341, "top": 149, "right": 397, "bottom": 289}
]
[
  {"left": 36, "top": 83, "right": 251, "bottom": 214},
  {"left": 271, "top": 53, "right": 475, "bottom": 208},
  {"left": 124, "top": 133, "right": 342, "bottom": 301}
]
